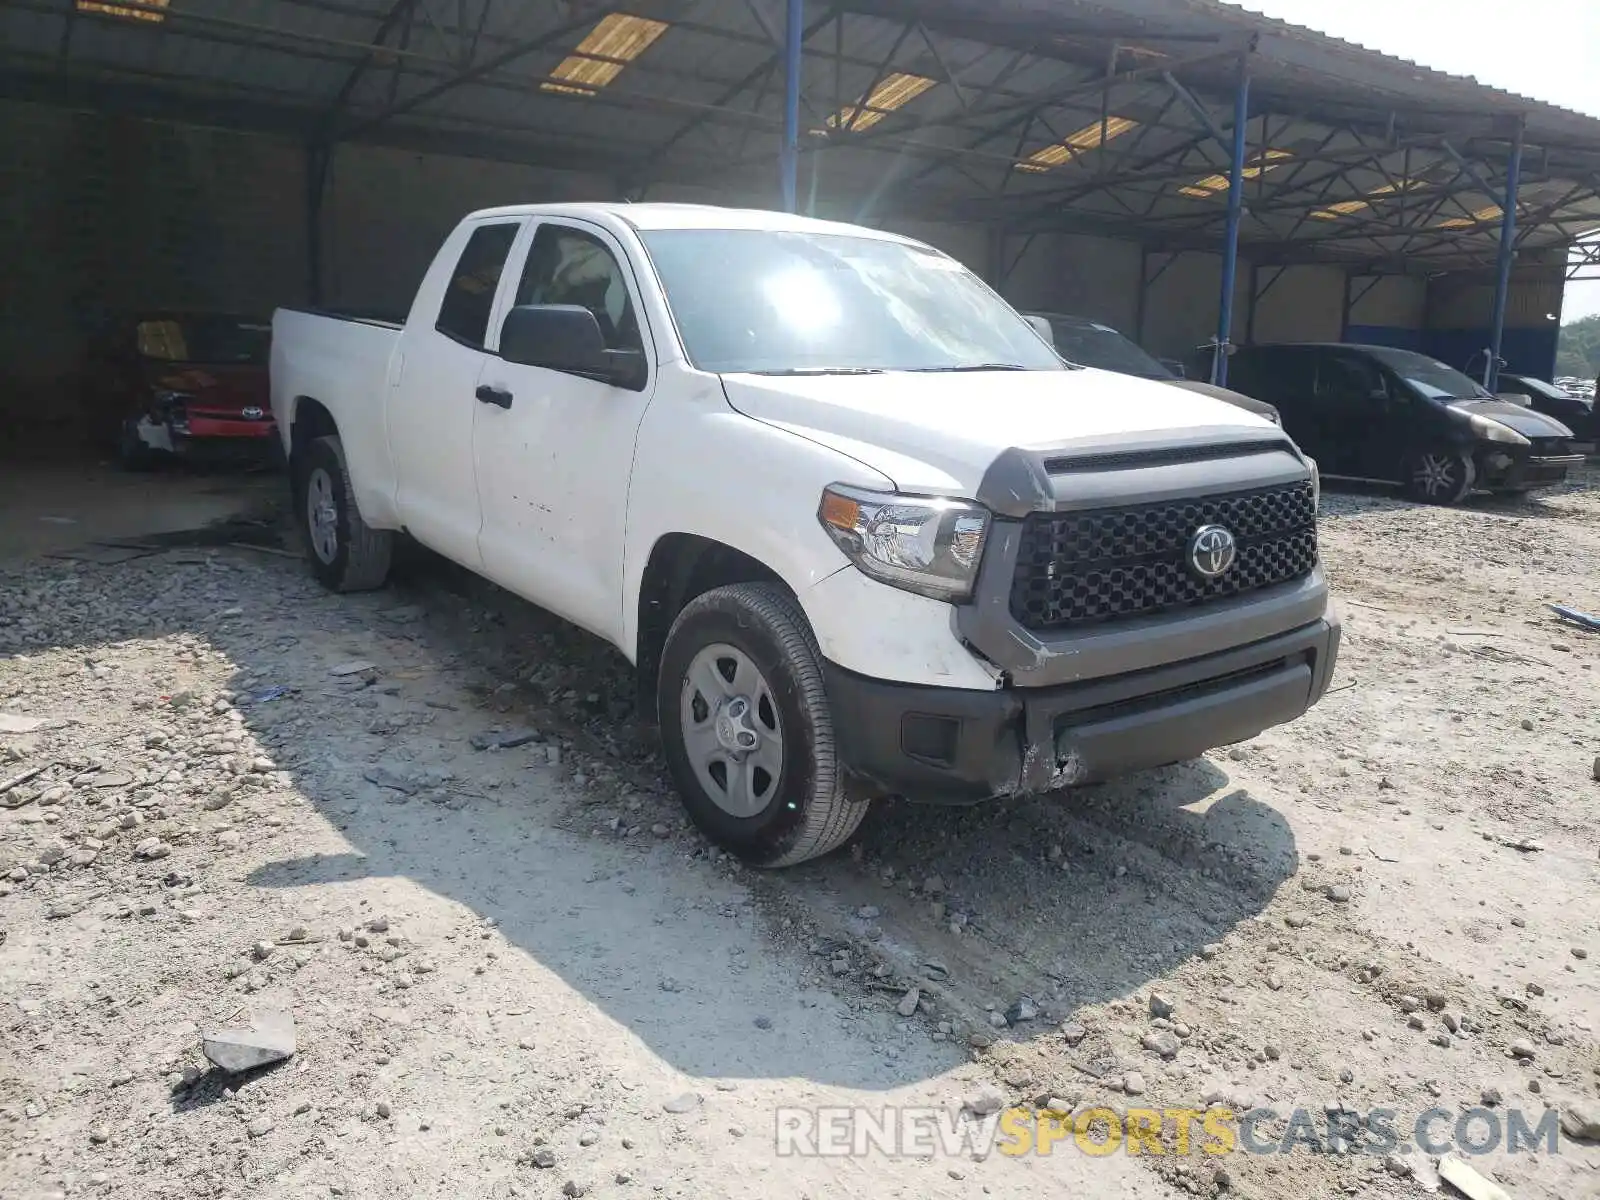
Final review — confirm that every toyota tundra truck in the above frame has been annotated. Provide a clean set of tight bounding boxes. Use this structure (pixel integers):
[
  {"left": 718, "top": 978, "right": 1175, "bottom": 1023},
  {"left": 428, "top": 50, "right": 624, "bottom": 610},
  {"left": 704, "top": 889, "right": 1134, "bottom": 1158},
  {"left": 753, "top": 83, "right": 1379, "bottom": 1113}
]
[{"left": 270, "top": 203, "right": 1340, "bottom": 867}]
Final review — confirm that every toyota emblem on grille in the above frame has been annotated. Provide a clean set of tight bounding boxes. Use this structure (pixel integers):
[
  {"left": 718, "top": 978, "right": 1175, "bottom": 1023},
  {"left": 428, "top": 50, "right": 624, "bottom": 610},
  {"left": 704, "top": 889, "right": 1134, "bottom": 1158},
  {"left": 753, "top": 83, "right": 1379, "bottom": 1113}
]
[
  {"left": 242, "top": 406, "right": 264, "bottom": 420},
  {"left": 1187, "top": 524, "right": 1237, "bottom": 580}
]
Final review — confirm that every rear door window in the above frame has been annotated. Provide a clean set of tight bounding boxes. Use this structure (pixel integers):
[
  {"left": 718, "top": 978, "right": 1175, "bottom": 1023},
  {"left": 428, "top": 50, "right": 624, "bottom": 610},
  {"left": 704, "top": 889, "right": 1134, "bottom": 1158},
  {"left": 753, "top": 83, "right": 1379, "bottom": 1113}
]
[
  {"left": 1237, "top": 349, "right": 1311, "bottom": 406},
  {"left": 435, "top": 223, "right": 520, "bottom": 348}
]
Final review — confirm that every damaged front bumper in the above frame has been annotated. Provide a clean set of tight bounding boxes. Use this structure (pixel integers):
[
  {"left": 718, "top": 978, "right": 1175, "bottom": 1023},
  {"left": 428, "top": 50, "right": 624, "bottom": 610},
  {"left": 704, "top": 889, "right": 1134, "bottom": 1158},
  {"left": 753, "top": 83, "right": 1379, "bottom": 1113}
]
[
  {"left": 1477, "top": 450, "right": 1585, "bottom": 491},
  {"left": 823, "top": 612, "right": 1340, "bottom": 804}
]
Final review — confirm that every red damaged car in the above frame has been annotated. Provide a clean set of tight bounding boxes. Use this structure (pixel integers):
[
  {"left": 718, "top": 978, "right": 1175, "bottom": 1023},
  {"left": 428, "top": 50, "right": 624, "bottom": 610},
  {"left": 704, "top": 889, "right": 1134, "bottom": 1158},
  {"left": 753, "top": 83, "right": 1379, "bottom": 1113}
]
[{"left": 87, "top": 312, "right": 278, "bottom": 467}]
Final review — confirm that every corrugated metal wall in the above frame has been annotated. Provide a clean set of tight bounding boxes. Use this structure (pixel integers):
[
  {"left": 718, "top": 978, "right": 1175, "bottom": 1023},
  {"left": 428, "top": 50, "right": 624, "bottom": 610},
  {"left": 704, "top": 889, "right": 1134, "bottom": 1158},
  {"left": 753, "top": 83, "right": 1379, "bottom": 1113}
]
[{"left": 5, "top": 97, "right": 1559, "bottom": 443}]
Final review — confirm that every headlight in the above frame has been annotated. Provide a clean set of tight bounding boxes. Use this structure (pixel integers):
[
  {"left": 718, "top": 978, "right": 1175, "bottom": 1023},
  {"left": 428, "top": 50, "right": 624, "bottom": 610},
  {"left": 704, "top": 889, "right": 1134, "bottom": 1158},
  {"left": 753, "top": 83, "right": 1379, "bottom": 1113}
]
[
  {"left": 818, "top": 485, "right": 990, "bottom": 601},
  {"left": 1466, "top": 413, "right": 1529, "bottom": 446},
  {"left": 1306, "top": 457, "right": 1320, "bottom": 510},
  {"left": 1264, "top": 405, "right": 1281, "bottom": 426}
]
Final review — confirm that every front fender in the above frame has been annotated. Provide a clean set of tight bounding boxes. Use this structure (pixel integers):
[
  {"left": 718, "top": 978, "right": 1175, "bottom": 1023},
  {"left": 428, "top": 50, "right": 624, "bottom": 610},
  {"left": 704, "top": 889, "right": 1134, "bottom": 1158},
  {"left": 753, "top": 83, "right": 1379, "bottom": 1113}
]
[{"left": 621, "top": 404, "right": 1000, "bottom": 690}]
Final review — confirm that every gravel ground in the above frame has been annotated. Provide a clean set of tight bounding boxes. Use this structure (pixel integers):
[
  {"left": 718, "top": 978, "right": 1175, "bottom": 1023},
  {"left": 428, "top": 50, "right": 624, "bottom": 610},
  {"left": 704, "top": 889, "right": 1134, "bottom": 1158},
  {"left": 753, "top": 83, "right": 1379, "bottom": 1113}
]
[{"left": 3, "top": 468, "right": 1599, "bottom": 1199}]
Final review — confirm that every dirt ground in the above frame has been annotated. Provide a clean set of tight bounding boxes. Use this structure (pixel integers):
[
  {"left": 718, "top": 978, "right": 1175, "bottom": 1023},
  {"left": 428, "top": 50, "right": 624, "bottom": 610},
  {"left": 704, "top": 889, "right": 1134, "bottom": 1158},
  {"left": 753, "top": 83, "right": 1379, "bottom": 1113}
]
[{"left": 3, "top": 464, "right": 1599, "bottom": 1200}]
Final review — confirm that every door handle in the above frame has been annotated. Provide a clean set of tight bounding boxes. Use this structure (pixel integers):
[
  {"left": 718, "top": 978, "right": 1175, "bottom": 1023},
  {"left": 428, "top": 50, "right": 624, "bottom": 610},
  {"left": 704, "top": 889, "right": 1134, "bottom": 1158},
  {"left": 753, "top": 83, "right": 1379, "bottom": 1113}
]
[{"left": 475, "top": 384, "right": 513, "bottom": 410}]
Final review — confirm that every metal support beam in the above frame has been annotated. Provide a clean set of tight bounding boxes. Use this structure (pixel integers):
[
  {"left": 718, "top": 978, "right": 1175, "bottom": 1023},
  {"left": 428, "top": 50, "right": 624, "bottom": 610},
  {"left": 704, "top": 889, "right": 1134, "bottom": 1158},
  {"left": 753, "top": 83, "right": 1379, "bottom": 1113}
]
[
  {"left": 320, "top": 0, "right": 423, "bottom": 132},
  {"left": 1162, "top": 70, "right": 1228, "bottom": 153},
  {"left": 340, "top": 8, "right": 603, "bottom": 138},
  {"left": 781, "top": 0, "right": 803, "bottom": 211},
  {"left": 1212, "top": 57, "right": 1250, "bottom": 386},
  {"left": 305, "top": 141, "right": 332, "bottom": 306},
  {"left": 1134, "top": 247, "right": 1150, "bottom": 344},
  {"left": 1485, "top": 118, "right": 1525, "bottom": 391}
]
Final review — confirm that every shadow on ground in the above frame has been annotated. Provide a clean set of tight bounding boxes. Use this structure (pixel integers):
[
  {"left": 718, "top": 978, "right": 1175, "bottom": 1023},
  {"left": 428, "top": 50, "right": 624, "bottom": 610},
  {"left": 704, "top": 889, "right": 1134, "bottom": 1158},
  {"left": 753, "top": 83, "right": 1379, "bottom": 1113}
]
[{"left": 3, "top": 488, "right": 1300, "bottom": 1092}]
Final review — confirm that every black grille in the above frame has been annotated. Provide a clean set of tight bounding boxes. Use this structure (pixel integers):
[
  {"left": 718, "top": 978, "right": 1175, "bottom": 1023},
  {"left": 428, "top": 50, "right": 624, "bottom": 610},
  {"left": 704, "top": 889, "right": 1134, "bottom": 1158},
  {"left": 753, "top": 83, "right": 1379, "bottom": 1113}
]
[
  {"left": 1528, "top": 436, "right": 1573, "bottom": 458},
  {"left": 1010, "top": 481, "right": 1318, "bottom": 631}
]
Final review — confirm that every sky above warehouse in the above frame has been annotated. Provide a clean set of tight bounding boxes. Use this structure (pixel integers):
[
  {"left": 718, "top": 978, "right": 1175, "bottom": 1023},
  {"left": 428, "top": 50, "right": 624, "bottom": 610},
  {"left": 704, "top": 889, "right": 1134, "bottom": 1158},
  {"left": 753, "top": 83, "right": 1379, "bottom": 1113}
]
[{"left": 1223, "top": 0, "right": 1600, "bottom": 321}]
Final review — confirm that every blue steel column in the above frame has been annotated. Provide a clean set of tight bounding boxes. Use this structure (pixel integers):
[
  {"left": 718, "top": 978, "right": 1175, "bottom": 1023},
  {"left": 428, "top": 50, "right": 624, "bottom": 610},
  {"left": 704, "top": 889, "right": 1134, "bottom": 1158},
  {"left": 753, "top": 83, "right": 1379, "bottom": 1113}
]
[
  {"left": 780, "top": 0, "right": 803, "bottom": 212},
  {"left": 1485, "top": 119, "right": 1525, "bottom": 392},
  {"left": 1212, "top": 58, "right": 1251, "bottom": 386}
]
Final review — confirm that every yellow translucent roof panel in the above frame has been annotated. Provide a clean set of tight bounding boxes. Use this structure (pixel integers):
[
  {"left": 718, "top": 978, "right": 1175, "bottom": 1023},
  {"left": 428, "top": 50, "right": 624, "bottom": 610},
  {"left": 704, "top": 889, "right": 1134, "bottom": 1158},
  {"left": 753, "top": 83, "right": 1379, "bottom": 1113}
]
[
  {"left": 825, "top": 73, "right": 937, "bottom": 132},
  {"left": 78, "top": 0, "right": 167, "bottom": 21},
  {"left": 1014, "top": 117, "right": 1139, "bottom": 172},
  {"left": 544, "top": 14, "right": 669, "bottom": 97}
]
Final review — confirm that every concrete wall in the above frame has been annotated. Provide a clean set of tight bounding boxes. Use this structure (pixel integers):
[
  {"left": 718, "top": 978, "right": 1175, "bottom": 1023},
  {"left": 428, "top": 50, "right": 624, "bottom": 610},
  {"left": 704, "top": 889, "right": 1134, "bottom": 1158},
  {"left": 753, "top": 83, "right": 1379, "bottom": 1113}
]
[
  {"left": 0, "top": 100, "right": 306, "bottom": 440},
  {"left": 1247, "top": 265, "right": 1345, "bottom": 345},
  {"left": 319, "top": 144, "right": 606, "bottom": 317},
  {"left": 999, "top": 234, "right": 1143, "bottom": 334}
]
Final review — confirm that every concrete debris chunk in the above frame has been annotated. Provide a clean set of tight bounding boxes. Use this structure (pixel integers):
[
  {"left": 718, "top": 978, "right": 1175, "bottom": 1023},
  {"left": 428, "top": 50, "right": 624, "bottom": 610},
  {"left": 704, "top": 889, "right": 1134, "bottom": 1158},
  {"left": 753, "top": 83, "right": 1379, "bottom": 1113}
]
[
  {"left": 201, "top": 1007, "right": 296, "bottom": 1073},
  {"left": 0, "top": 713, "right": 55, "bottom": 734},
  {"left": 1561, "top": 1100, "right": 1600, "bottom": 1142},
  {"left": 1437, "top": 1154, "right": 1511, "bottom": 1200}
]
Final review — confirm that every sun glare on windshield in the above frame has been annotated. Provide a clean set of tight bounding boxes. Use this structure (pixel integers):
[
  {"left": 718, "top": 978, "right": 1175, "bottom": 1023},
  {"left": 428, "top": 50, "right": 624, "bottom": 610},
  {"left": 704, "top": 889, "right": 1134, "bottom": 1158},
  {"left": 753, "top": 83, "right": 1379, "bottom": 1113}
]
[{"left": 762, "top": 266, "right": 843, "bottom": 335}]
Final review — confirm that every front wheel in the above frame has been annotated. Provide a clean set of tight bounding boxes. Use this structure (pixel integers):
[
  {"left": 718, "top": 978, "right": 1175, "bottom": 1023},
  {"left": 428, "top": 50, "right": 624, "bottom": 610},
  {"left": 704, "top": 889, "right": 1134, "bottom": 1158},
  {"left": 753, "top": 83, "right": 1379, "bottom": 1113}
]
[
  {"left": 299, "top": 434, "right": 392, "bottom": 592},
  {"left": 1404, "top": 449, "right": 1475, "bottom": 505},
  {"left": 657, "top": 582, "right": 869, "bottom": 867}
]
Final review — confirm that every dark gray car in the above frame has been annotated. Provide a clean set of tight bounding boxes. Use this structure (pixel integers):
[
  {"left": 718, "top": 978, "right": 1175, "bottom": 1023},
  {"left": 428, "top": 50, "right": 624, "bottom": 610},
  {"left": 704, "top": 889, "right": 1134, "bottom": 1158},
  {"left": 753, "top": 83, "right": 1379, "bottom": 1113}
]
[
  {"left": 1024, "top": 312, "right": 1282, "bottom": 424},
  {"left": 1229, "top": 344, "right": 1582, "bottom": 503}
]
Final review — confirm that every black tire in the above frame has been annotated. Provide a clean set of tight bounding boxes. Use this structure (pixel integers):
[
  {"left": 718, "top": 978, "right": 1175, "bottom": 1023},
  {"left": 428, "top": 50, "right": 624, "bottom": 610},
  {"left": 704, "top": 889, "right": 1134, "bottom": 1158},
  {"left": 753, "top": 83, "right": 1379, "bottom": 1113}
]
[
  {"left": 299, "top": 434, "right": 392, "bottom": 592},
  {"left": 1403, "top": 448, "right": 1475, "bottom": 505},
  {"left": 657, "top": 582, "right": 868, "bottom": 868},
  {"left": 116, "top": 418, "right": 157, "bottom": 472}
]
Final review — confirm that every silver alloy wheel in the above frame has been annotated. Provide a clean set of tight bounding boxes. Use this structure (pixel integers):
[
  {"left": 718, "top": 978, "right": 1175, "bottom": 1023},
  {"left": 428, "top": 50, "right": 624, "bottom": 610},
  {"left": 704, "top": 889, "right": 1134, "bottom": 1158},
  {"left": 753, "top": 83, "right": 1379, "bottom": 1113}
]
[
  {"left": 1412, "top": 453, "right": 1458, "bottom": 498},
  {"left": 306, "top": 467, "right": 340, "bottom": 565},
  {"left": 679, "top": 642, "right": 784, "bottom": 818}
]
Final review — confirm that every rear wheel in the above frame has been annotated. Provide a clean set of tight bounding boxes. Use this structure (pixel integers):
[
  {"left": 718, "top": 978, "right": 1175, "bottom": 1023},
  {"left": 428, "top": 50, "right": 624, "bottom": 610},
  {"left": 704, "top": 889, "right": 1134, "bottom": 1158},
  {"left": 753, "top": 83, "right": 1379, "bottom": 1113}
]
[
  {"left": 1404, "top": 449, "right": 1475, "bottom": 505},
  {"left": 300, "top": 434, "right": 392, "bottom": 592},
  {"left": 657, "top": 582, "right": 868, "bottom": 867}
]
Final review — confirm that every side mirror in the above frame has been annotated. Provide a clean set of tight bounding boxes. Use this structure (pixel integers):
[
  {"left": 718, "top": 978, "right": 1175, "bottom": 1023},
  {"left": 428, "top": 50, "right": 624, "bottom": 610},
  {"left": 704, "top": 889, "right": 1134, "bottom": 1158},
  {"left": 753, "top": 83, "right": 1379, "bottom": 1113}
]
[
  {"left": 1496, "top": 392, "right": 1532, "bottom": 407},
  {"left": 499, "top": 304, "right": 646, "bottom": 389},
  {"left": 1023, "top": 315, "right": 1054, "bottom": 344},
  {"left": 1369, "top": 387, "right": 1391, "bottom": 401}
]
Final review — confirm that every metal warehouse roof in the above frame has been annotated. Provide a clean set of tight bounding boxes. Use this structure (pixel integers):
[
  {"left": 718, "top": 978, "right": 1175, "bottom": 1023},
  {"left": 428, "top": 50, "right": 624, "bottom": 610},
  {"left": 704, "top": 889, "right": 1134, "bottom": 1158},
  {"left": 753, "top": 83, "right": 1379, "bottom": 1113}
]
[{"left": 5, "top": 0, "right": 1600, "bottom": 275}]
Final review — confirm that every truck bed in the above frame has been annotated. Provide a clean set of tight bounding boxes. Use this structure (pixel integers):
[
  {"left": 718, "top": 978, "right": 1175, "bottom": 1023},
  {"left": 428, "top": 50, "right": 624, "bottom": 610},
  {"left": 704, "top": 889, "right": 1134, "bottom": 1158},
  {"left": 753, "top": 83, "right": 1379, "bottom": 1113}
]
[
  {"left": 269, "top": 306, "right": 404, "bottom": 527},
  {"left": 276, "top": 305, "right": 404, "bottom": 330}
]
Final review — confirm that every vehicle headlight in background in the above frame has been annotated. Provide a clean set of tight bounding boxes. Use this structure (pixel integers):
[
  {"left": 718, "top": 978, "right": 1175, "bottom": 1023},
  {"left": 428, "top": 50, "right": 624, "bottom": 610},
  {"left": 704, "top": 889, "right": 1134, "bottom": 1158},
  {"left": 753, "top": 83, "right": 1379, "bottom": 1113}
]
[
  {"left": 1306, "top": 457, "right": 1320, "bottom": 510},
  {"left": 1466, "top": 413, "right": 1529, "bottom": 446},
  {"left": 819, "top": 485, "right": 990, "bottom": 601}
]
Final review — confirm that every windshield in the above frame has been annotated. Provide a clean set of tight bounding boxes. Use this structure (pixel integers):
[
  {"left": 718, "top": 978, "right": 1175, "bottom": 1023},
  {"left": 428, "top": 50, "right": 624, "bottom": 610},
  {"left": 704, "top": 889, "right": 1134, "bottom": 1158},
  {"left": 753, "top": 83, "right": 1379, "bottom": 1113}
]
[
  {"left": 639, "top": 229, "right": 1064, "bottom": 375},
  {"left": 137, "top": 316, "right": 269, "bottom": 365},
  {"left": 1363, "top": 347, "right": 1489, "bottom": 401},
  {"left": 1039, "top": 316, "right": 1172, "bottom": 379}
]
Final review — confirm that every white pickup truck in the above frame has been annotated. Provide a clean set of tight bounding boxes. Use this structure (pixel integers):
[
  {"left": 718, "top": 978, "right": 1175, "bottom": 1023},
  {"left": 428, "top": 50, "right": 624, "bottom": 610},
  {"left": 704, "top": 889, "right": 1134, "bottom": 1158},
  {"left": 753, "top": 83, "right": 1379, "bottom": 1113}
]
[{"left": 271, "top": 203, "right": 1339, "bottom": 866}]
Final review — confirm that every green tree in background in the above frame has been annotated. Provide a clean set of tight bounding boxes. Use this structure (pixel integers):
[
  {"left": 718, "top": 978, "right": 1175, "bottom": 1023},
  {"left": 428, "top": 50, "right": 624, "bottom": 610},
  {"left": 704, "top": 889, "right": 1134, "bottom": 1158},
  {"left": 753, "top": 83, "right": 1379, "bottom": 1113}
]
[{"left": 1556, "top": 314, "right": 1600, "bottom": 378}]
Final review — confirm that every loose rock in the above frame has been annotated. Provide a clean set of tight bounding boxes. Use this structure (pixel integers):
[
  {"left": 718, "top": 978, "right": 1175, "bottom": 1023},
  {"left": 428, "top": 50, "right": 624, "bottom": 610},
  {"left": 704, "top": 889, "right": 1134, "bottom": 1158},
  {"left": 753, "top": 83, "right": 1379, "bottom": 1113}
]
[{"left": 201, "top": 1007, "right": 296, "bottom": 1073}]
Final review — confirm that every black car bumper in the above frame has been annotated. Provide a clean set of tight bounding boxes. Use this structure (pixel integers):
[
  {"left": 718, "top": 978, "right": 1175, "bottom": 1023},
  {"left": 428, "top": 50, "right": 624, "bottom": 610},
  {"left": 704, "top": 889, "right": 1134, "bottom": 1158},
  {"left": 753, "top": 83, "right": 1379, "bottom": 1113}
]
[
  {"left": 823, "top": 614, "right": 1341, "bottom": 805},
  {"left": 1479, "top": 451, "right": 1584, "bottom": 491}
]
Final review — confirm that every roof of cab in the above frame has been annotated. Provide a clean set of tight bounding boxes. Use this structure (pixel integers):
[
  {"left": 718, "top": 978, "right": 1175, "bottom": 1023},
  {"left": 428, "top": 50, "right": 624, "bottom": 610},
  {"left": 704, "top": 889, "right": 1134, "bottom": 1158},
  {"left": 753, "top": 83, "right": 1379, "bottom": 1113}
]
[{"left": 461, "top": 202, "right": 921, "bottom": 242}]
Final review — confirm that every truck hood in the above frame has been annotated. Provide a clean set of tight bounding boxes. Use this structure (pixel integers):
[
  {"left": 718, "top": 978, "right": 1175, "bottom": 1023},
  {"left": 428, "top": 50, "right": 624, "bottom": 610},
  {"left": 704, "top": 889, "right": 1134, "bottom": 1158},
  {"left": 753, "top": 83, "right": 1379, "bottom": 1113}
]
[
  {"left": 719, "top": 366, "right": 1273, "bottom": 494},
  {"left": 1166, "top": 378, "right": 1279, "bottom": 420}
]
